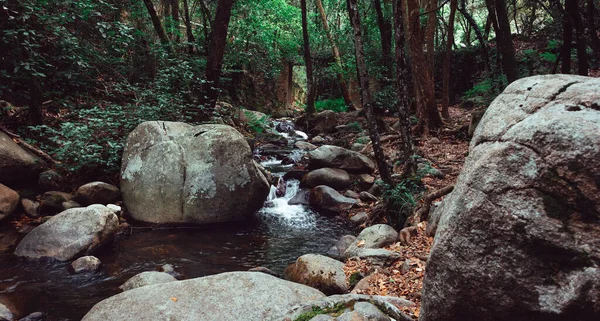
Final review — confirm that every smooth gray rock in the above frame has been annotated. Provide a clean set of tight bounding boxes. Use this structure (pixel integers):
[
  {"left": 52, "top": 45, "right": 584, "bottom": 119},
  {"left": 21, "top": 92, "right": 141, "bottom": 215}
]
[
  {"left": 71, "top": 256, "right": 101, "bottom": 273},
  {"left": 311, "top": 136, "right": 325, "bottom": 144},
  {"left": 288, "top": 189, "right": 311, "bottom": 205},
  {"left": 308, "top": 145, "right": 375, "bottom": 173},
  {"left": 358, "top": 191, "right": 378, "bottom": 203},
  {"left": 350, "top": 143, "right": 366, "bottom": 152},
  {"left": 15, "top": 204, "right": 118, "bottom": 261},
  {"left": 0, "top": 303, "right": 13, "bottom": 321},
  {"left": 349, "top": 212, "right": 368, "bottom": 225},
  {"left": 0, "top": 183, "right": 19, "bottom": 222},
  {"left": 344, "top": 224, "right": 398, "bottom": 259},
  {"left": 351, "top": 249, "right": 401, "bottom": 266},
  {"left": 119, "top": 271, "right": 177, "bottom": 292},
  {"left": 295, "top": 141, "right": 318, "bottom": 151},
  {"left": 0, "top": 131, "right": 46, "bottom": 185},
  {"left": 310, "top": 185, "right": 357, "bottom": 213},
  {"left": 344, "top": 190, "right": 360, "bottom": 199},
  {"left": 83, "top": 271, "right": 324, "bottom": 321},
  {"left": 357, "top": 174, "right": 374, "bottom": 189},
  {"left": 120, "top": 122, "right": 270, "bottom": 224},
  {"left": 284, "top": 254, "right": 348, "bottom": 295},
  {"left": 327, "top": 235, "right": 357, "bottom": 260},
  {"left": 20, "top": 198, "right": 39, "bottom": 218},
  {"left": 302, "top": 168, "right": 352, "bottom": 190},
  {"left": 61, "top": 200, "right": 81, "bottom": 210},
  {"left": 75, "top": 182, "right": 120, "bottom": 205},
  {"left": 421, "top": 75, "right": 600, "bottom": 321}
]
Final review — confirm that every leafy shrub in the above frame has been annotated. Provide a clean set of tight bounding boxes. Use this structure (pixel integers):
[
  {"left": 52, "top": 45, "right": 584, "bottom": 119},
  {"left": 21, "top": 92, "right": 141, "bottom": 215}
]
[
  {"left": 347, "top": 121, "right": 362, "bottom": 132},
  {"left": 463, "top": 74, "right": 507, "bottom": 107},
  {"left": 244, "top": 111, "right": 270, "bottom": 133},
  {"left": 314, "top": 98, "right": 347, "bottom": 113}
]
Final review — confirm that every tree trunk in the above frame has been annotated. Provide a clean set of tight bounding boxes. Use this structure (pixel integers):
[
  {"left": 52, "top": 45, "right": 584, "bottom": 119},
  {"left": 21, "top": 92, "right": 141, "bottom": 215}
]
[
  {"left": 301, "top": 0, "right": 316, "bottom": 115},
  {"left": 458, "top": 0, "right": 490, "bottom": 71},
  {"left": 491, "top": 0, "right": 519, "bottom": 82},
  {"left": 29, "top": 76, "right": 43, "bottom": 125},
  {"left": 171, "top": 0, "right": 181, "bottom": 42},
  {"left": 200, "top": 0, "right": 235, "bottom": 116},
  {"left": 347, "top": 0, "right": 392, "bottom": 186},
  {"left": 442, "top": 0, "right": 458, "bottom": 119},
  {"left": 182, "top": 0, "right": 195, "bottom": 53},
  {"left": 403, "top": 0, "right": 442, "bottom": 136},
  {"left": 392, "top": 0, "right": 415, "bottom": 175},
  {"left": 587, "top": 0, "right": 600, "bottom": 66},
  {"left": 374, "top": 0, "right": 393, "bottom": 83},
  {"left": 143, "top": 0, "right": 170, "bottom": 47},
  {"left": 315, "top": 0, "right": 355, "bottom": 110},
  {"left": 562, "top": 6, "right": 573, "bottom": 74},
  {"left": 566, "top": 0, "right": 588, "bottom": 75}
]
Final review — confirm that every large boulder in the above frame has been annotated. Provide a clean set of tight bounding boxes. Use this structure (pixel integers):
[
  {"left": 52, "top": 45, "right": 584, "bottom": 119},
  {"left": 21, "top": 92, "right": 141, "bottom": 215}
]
[
  {"left": 119, "top": 271, "right": 177, "bottom": 292},
  {"left": 309, "top": 185, "right": 357, "bottom": 213},
  {"left": 308, "top": 145, "right": 375, "bottom": 173},
  {"left": 302, "top": 168, "right": 352, "bottom": 190},
  {"left": 82, "top": 271, "right": 324, "bottom": 321},
  {"left": 14, "top": 204, "right": 118, "bottom": 261},
  {"left": 0, "top": 131, "right": 46, "bottom": 186},
  {"left": 296, "top": 110, "right": 338, "bottom": 134},
  {"left": 284, "top": 254, "right": 349, "bottom": 295},
  {"left": 421, "top": 75, "right": 600, "bottom": 321},
  {"left": 120, "top": 122, "right": 270, "bottom": 224},
  {"left": 75, "top": 182, "right": 120, "bottom": 205},
  {"left": 0, "top": 183, "right": 19, "bottom": 222}
]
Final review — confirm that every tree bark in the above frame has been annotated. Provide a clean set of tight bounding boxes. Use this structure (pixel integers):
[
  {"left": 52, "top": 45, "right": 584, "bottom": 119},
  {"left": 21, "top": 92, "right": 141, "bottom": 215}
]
[
  {"left": 315, "top": 0, "right": 355, "bottom": 110},
  {"left": 301, "top": 0, "right": 316, "bottom": 115},
  {"left": 29, "top": 76, "right": 43, "bottom": 125},
  {"left": 566, "top": 0, "right": 588, "bottom": 75},
  {"left": 200, "top": 0, "right": 235, "bottom": 116},
  {"left": 489, "top": 0, "right": 519, "bottom": 82},
  {"left": 442, "top": 0, "right": 458, "bottom": 119},
  {"left": 171, "top": 0, "right": 181, "bottom": 42},
  {"left": 374, "top": 0, "right": 393, "bottom": 83},
  {"left": 459, "top": 0, "right": 490, "bottom": 71},
  {"left": 143, "top": 0, "right": 170, "bottom": 47},
  {"left": 347, "top": 0, "right": 392, "bottom": 186},
  {"left": 392, "top": 0, "right": 415, "bottom": 175},
  {"left": 182, "top": 0, "right": 196, "bottom": 53},
  {"left": 562, "top": 3, "right": 573, "bottom": 74},
  {"left": 587, "top": 0, "right": 600, "bottom": 66}
]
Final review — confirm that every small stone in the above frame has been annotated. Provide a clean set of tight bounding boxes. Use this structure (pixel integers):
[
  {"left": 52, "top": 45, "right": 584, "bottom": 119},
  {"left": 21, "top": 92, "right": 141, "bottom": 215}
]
[
  {"left": 62, "top": 200, "right": 81, "bottom": 210},
  {"left": 429, "top": 138, "right": 442, "bottom": 144},
  {"left": 71, "top": 256, "right": 101, "bottom": 273},
  {"left": 351, "top": 143, "right": 366, "bottom": 152},
  {"left": 294, "top": 141, "right": 317, "bottom": 151},
  {"left": 344, "top": 190, "right": 360, "bottom": 199},
  {"left": 311, "top": 136, "right": 325, "bottom": 144},
  {"left": 358, "top": 174, "right": 375, "bottom": 189},
  {"left": 359, "top": 191, "right": 378, "bottom": 203},
  {"left": 106, "top": 204, "right": 122, "bottom": 214},
  {"left": 39, "top": 191, "right": 72, "bottom": 215},
  {"left": 350, "top": 212, "right": 368, "bottom": 225},
  {"left": 37, "top": 170, "right": 63, "bottom": 191},
  {"left": 19, "top": 311, "right": 43, "bottom": 321},
  {"left": 21, "top": 198, "right": 40, "bottom": 218},
  {"left": 0, "top": 303, "right": 14, "bottom": 321}
]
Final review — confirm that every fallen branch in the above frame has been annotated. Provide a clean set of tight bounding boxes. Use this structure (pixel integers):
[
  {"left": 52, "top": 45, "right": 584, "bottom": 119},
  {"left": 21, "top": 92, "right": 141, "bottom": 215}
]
[
  {"left": 14, "top": 137, "right": 59, "bottom": 165},
  {"left": 404, "top": 184, "right": 454, "bottom": 228}
]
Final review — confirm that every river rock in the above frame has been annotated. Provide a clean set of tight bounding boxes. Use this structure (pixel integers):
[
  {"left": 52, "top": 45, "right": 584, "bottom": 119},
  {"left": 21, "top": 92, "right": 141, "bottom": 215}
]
[
  {"left": 359, "top": 191, "right": 378, "bottom": 203},
  {"left": 119, "top": 271, "right": 177, "bottom": 292},
  {"left": 309, "top": 185, "right": 357, "bottom": 213},
  {"left": 344, "top": 190, "right": 359, "bottom": 199},
  {"left": 37, "top": 169, "right": 62, "bottom": 191},
  {"left": 297, "top": 110, "right": 337, "bottom": 134},
  {"left": 294, "top": 141, "right": 317, "bottom": 151},
  {"left": 327, "top": 235, "right": 356, "bottom": 260},
  {"left": 20, "top": 198, "right": 39, "bottom": 218},
  {"left": 71, "top": 256, "right": 101, "bottom": 273},
  {"left": 0, "top": 184, "right": 19, "bottom": 222},
  {"left": 311, "top": 136, "right": 325, "bottom": 144},
  {"left": 284, "top": 254, "right": 348, "bottom": 295},
  {"left": 39, "top": 191, "right": 72, "bottom": 215},
  {"left": 14, "top": 204, "right": 118, "bottom": 261},
  {"left": 351, "top": 143, "right": 366, "bottom": 152},
  {"left": 308, "top": 145, "right": 375, "bottom": 173},
  {"left": 120, "top": 122, "right": 270, "bottom": 224},
  {"left": 61, "top": 200, "right": 81, "bottom": 210},
  {"left": 0, "top": 303, "right": 13, "bottom": 321},
  {"left": 288, "top": 189, "right": 310, "bottom": 205},
  {"left": 337, "top": 302, "right": 390, "bottom": 321},
  {"left": 357, "top": 174, "right": 375, "bottom": 189},
  {"left": 421, "top": 75, "right": 600, "bottom": 321},
  {"left": 349, "top": 211, "right": 368, "bottom": 225},
  {"left": 350, "top": 249, "right": 401, "bottom": 266},
  {"left": 344, "top": 224, "right": 398, "bottom": 259},
  {"left": 302, "top": 168, "right": 352, "bottom": 190},
  {"left": 75, "top": 182, "right": 120, "bottom": 205},
  {"left": 0, "top": 131, "right": 46, "bottom": 186},
  {"left": 82, "top": 271, "right": 324, "bottom": 321}
]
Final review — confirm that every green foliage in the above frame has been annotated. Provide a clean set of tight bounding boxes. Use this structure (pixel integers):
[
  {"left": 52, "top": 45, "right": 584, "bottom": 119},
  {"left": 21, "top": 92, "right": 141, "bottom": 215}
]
[
  {"left": 315, "top": 98, "right": 347, "bottom": 113},
  {"left": 294, "top": 303, "right": 347, "bottom": 321},
  {"left": 356, "top": 136, "right": 369, "bottom": 144},
  {"left": 244, "top": 111, "right": 270, "bottom": 133},
  {"left": 347, "top": 121, "right": 362, "bottom": 132},
  {"left": 348, "top": 272, "right": 363, "bottom": 288},
  {"left": 463, "top": 75, "right": 507, "bottom": 107}
]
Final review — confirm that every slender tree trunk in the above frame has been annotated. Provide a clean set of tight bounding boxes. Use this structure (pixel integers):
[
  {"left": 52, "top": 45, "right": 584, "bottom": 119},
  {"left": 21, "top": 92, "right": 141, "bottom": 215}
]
[
  {"left": 182, "top": 0, "right": 195, "bottom": 53},
  {"left": 587, "top": 0, "right": 600, "bottom": 66},
  {"left": 392, "top": 0, "right": 415, "bottom": 175},
  {"left": 374, "top": 0, "right": 393, "bottom": 83},
  {"left": 442, "top": 0, "right": 458, "bottom": 119},
  {"left": 301, "top": 0, "right": 316, "bottom": 115},
  {"left": 566, "top": 0, "right": 588, "bottom": 75},
  {"left": 459, "top": 0, "right": 489, "bottom": 71},
  {"left": 487, "top": 0, "right": 519, "bottom": 82},
  {"left": 562, "top": 7, "right": 573, "bottom": 74},
  {"left": 171, "top": 0, "right": 181, "bottom": 42},
  {"left": 143, "top": 0, "right": 171, "bottom": 47},
  {"left": 315, "top": 0, "right": 355, "bottom": 110},
  {"left": 29, "top": 77, "right": 43, "bottom": 125},
  {"left": 200, "top": 0, "right": 235, "bottom": 116},
  {"left": 347, "top": 0, "right": 392, "bottom": 186}
]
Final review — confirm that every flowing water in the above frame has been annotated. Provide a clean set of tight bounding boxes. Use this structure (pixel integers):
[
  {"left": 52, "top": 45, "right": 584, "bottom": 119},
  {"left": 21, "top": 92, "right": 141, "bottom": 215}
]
[{"left": 0, "top": 122, "right": 353, "bottom": 320}]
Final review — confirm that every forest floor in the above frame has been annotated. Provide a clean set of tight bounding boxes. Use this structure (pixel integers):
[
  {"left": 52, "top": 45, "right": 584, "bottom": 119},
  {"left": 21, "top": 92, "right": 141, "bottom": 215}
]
[{"left": 341, "top": 105, "right": 471, "bottom": 319}]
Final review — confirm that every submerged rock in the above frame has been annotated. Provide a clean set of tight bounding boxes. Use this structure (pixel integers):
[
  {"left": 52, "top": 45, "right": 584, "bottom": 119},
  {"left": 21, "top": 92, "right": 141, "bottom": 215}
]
[
  {"left": 120, "top": 122, "right": 269, "bottom": 224},
  {"left": 15, "top": 204, "right": 118, "bottom": 261},
  {"left": 119, "top": 271, "right": 177, "bottom": 292},
  {"left": 82, "top": 271, "right": 324, "bottom": 321},
  {"left": 421, "top": 75, "right": 600, "bottom": 321},
  {"left": 284, "top": 254, "right": 348, "bottom": 295}
]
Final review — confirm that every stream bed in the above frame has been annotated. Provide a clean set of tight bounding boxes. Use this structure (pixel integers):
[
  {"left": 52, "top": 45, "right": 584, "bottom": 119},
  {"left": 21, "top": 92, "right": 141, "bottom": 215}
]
[{"left": 0, "top": 122, "right": 354, "bottom": 321}]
